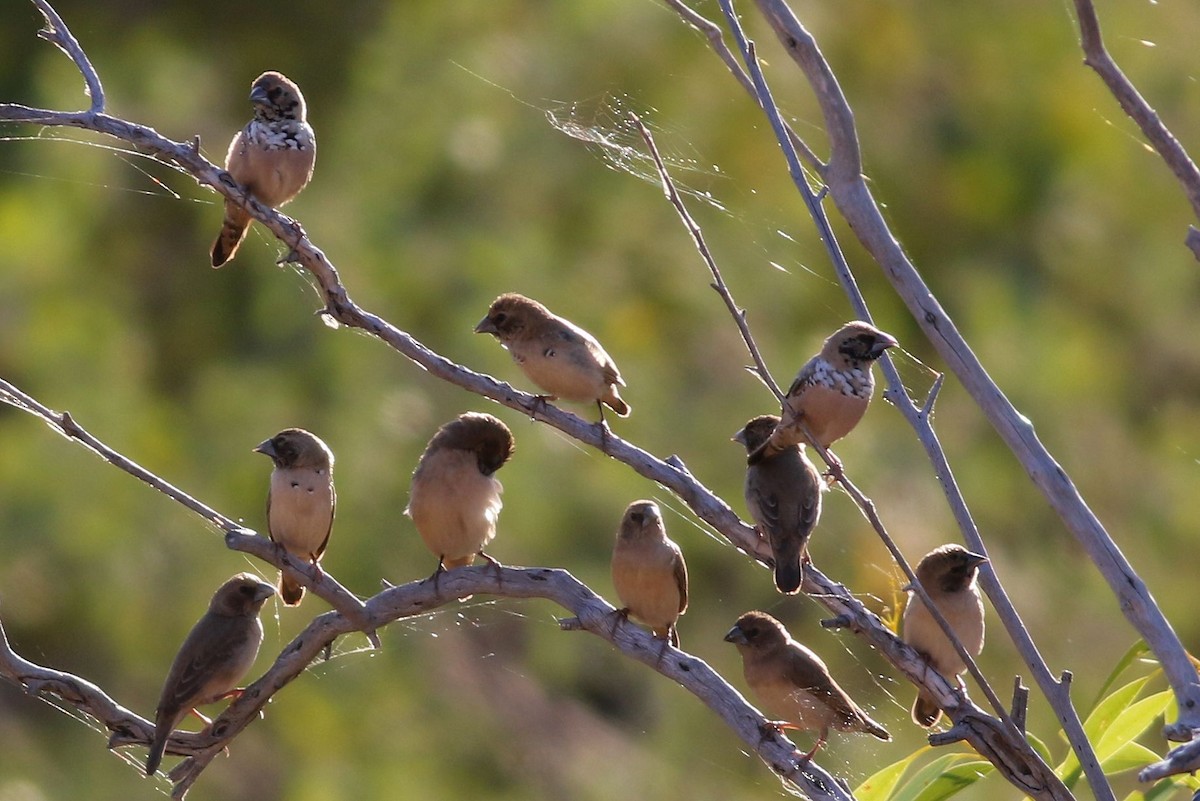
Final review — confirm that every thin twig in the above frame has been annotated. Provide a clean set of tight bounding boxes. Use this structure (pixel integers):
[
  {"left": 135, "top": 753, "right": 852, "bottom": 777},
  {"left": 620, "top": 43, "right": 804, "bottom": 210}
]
[
  {"left": 30, "top": 0, "right": 104, "bottom": 113},
  {"left": 628, "top": 112, "right": 784, "bottom": 402}
]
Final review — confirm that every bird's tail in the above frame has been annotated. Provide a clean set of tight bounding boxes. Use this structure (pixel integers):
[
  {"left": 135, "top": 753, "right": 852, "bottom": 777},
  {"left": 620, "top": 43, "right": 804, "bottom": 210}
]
[
  {"left": 211, "top": 203, "right": 251, "bottom": 267},
  {"left": 144, "top": 723, "right": 169, "bottom": 776},
  {"left": 862, "top": 715, "right": 892, "bottom": 741},
  {"left": 279, "top": 573, "right": 305, "bottom": 606},
  {"left": 771, "top": 538, "right": 805, "bottom": 595},
  {"left": 603, "top": 388, "right": 631, "bottom": 418},
  {"left": 912, "top": 691, "right": 942, "bottom": 728}
]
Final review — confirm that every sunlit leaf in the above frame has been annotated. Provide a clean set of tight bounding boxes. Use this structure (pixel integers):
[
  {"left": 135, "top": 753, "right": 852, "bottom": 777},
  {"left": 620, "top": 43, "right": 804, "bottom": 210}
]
[
  {"left": 907, "top": 761, "right": 995, "bottom": 801},
  {"left": 889, "top": 754, "right": 981, "bottom": 801},
  {"left": 856, "top": 746, "right": 929, "bottom": 801},
  {"left": 1095, "top": 690, "right": 1174, "bottom": 762},
  {"left": 1089, "top": 641, "right": 1151, "bottom": 713}
]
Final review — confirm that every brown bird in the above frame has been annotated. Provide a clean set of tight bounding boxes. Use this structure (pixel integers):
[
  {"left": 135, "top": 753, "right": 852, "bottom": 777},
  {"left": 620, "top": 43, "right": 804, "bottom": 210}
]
[
  {"left": 610, "top": 500, "right": 688, "bottom": 649},
  {"left": 211, "top": 71, "right": 316, "bottom": 267},
  {"left": 405, "top": 413, "right": 515, "bottom": 577},
  {"left": 733, "top": 415, "right": 823, "bottom": 595},
  {"left": 254, "top": 428, "right": 335, "bottom": 606},
  {"left": 145, "top": 573, "right": 275, "bottom": 776},
  {"left": 474, "top": 293, "right": 630, "bottom": 423},
  {"left": 901, "top": 544, "right": 987, "bottom": 727},
  {"left": 768, "top": 322, "right": 897, "bottom": 456},
  {"left": 724, "top": 611, "right": 890, "bottom": 761}
]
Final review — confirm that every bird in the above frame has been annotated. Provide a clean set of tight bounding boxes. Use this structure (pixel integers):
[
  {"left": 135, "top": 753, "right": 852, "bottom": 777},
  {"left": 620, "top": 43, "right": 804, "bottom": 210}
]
[
  {"left": 254, "top": 428, "right": 335, "bottom": 606},
  {"left": 405, "top": 412, "right": 515, "bottom": 579},
  {"left": 211, "top": 71, "right": 316, "bottom": 267},
  {"left": 724, "top": 611, "right": 890, "bottom": 761},
  {"left": 610, "top": 500, "right": 688, "bottom": 650},
  {"left": 901, "top": 544, "right": 987, "bottom": 727},
  {"left": 765, "top": 322, "right": 897, "bottom": 458},
  {"left": 145, "top": 573, "right": 275, "bottom": 776},
  {"left": 474, "top": 293, "right": 630, "bottom": 423},
  {"left": 733, "top": 415, "right": 823, "bottom": 595}
]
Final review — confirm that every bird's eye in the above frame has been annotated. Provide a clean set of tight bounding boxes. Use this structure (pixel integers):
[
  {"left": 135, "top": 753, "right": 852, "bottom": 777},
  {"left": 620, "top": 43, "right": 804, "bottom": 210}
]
[
  {"left": 493, "top": 312, "right": 507, "bottom": 325},
  {"left": 630, "top": 511, "right": 644, "bottom": 524},
  {"left": 240, "top": 585, "right": 255, "bottom": 596}
]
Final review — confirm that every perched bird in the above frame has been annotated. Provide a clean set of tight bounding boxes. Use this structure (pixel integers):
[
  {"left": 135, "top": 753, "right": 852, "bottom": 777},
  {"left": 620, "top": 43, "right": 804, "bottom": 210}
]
[
  {"left": 406, "top": 413, "right": 515, "bottom": 577},
  {"left": 211, "top": 71, "right": 316, "bottom": 267},
  {"left": 145, "top": 573, "right": 275, "bottom": 776},
  {"left": 724, "top": 611, "right": 890, "bottom": 760},
  {"left": 474, "top": 293, "right": 630, "bottom": 422},
  {"left": 254, "top": 428, "right": 335, "bottom": 606},
  {"left": 733, "top": 415, "right": 823, "bottom": 595},
  {"left": 767, "top": 322, "right": 897, "bottom": 456},
  {"left": 610, "top": 500, "right": 688, "bottom": 649},
  {"left": 901, "top": 544, "right": 987, "bottom": 727}
]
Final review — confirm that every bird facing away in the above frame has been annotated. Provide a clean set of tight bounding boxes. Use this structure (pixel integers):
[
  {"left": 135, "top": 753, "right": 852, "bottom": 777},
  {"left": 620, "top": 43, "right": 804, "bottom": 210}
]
[
  {"left": 901, "top": 544, "right": 987, "bottom": 727},
  {"left": 254, "top": 428, "right": 335, "bottom": 606},
  {"left": 769, "top": 321, "right": 897, "bottom": 456},
  {"left": 406, "top": 412, "right": 515, "bottom": 576},
  {"left": 733, "top": 415, "right": 823, "bottom": 595},
  {"left": 211, "top": 71, "right": 316, "bottom": 267},
  {"left": 610, "top": 500, "right": 689, "bottom": 649},
  {"left": 474, "top": 293, "right": 630, "bottom": 422},
  {"left": 724, "top": 611, "right": 890, "bottom": 761},
  {"left": 145, "top": 573, "right": 275, "bottom": 776}
]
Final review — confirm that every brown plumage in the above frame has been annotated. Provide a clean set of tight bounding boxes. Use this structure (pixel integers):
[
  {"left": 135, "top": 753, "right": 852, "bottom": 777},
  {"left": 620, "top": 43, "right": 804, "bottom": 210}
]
[
  {"left": 901, "top": 544, "right": 987, "bottom": 727},
  {"left": 724, "top": 611, "right": 890, "bottom": 761},
  {"left": 211, "top": 71, "right": 316, "bottom": 267},
  {"left": 474, "top": 293, "right": 630, "bottom": 422},
  {"left": 405, "top": 413, "right": 515, "bottom": 574},
  {"left": 766, "top": 322, "right": 897, "bottom": 456},
  {"left": 254, "top": 428, "right": 335, "bottom": 606},
  {"left": 610, "top": 500, "right": 688, "bottom": 648},
  {"left": 733, "top": 415, "right": 823, "bottom": 595},
  {"left": 145, "top": 573, "right": 274, "bottom": 776}
]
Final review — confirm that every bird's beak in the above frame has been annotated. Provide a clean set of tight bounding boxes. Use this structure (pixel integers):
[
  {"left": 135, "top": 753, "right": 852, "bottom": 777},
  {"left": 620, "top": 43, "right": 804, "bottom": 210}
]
[
  {"left": 254, "top": 582, "right": 276, "bottom": 602},
  {"left": 253, "top": 439, "right": 277, "bottom": 458},
  {"left": 474, "top": 316, "right": 498, "bottom": 335},
  {"left": 723, "top": 625, "right": 748, "bottom": 645},
  {"left": 965, "top": 552, "right": 989, "bottom": 568},
  {"left": 249, "top": 85, "right": 271, "bottom": 108},
  {"left": 731, "top": 428, "right": 747, "bottom": 445},
  {"left": 870, "top": 333, "right": 899, "bottom": 358}
]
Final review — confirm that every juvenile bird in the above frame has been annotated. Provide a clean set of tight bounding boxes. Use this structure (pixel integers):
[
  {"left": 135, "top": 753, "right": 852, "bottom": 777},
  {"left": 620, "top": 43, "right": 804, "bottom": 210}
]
[
  {"left": 767, "top": 322, "right": 897, "bottom": 457},
  {"left": 145, "top": 573, "right": 274, "bottom": 776},
  {"left": 733, "top": 415, "right": 823, "bottom": 595},
  {"left": 474, "top": 293, "right": 630, "bottom": 423},
  {"left": 254, "top": 428, "right": 335, "bottom": 606},
  {"left": 406, "top": 413, "right": 515, "bottom": 578},
  {"left": 901, "top": 544, "right": 987, "bottom": 727},
  {"left": 211, "top": 71, "right": 316, "bottom": 267},
  {"left": 610, "top": 500, "right": 688, "bottom": 650},
  {"left": 724, "top": 611, "right": 890, "bottom": 761}
]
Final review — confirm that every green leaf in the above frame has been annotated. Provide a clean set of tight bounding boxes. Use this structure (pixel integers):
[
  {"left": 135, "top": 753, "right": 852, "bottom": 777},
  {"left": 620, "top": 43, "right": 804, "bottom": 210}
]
[
  {"left": 908, "top": 761, "right": 995, "bottom": 801},
  {"left": 1101, "top": 742, "right": 1162, "bottom": 775},
  {"left": 1095, "top": 690, "right": 1174, "bottom": 762},
  {"left": 889, "top": 754, "right": 983, "bottom": 801},
  {"left": 1090, "top": 641, "right": 1152, "bottom": 713},
  {"left": 1025, "top": 731, "right": 1054, "bottom": 766},
  {"left": 856, "top": 746, "right": 928, "bottom": 801},
  {"left": 1059, "top": 676, "right": 1151, "bottom": 782}
]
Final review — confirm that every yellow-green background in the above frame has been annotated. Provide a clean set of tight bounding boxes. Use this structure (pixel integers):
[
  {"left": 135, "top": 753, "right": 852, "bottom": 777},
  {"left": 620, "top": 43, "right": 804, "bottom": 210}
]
[{"left": 1, "top": 0, "right": 1198, "bottom": 799}]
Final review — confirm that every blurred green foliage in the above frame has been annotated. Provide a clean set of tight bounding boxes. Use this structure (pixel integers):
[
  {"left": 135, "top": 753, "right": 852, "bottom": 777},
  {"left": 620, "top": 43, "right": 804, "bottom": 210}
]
[{"left": 1, "top": 0, "right": 1199, "bottom": 799}]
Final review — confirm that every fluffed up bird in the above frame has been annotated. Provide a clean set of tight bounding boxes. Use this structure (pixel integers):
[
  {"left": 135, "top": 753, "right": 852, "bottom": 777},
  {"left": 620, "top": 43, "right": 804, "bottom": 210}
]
[
  {"left": 724, "top": 611, "right": 890, "bottom": 761},
  {"left": 211, "top": 71, "right": 316, "bottom": 267},
  {"left": 610, "top": 500, "right": 688, "bottom": 650},
  {"left": 474, "top": 293, "right": 630, "bottom": 423},
  {"left": 254, "top": 428, "right": 335, "bottom": 606},
  {"left": 764, "top": 322, "right": 897, "bottom": 458},
  {"left": 406, "top": 412, "right": 515, "bottom": 579},
  {"left": 145, "top": 573, "right": 275, "bottom": 776},
  {"left": 901, "top": 544, "right": 987, "bottom": 727},
  {"left": 733, "top": 415, "right": 823, "bottom": 595}
]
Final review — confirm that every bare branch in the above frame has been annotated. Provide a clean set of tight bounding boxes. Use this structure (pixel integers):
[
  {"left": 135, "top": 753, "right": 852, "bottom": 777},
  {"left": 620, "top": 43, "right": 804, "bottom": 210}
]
[
  {"left": 628, "top": 112, "right": 785, "bottom": 402},
  {"left": 1070, "top": 0, "right": 1200, "bottom": 241},
  {"left": 29, "top": 0, "right": 104, "bottom": 113}
]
